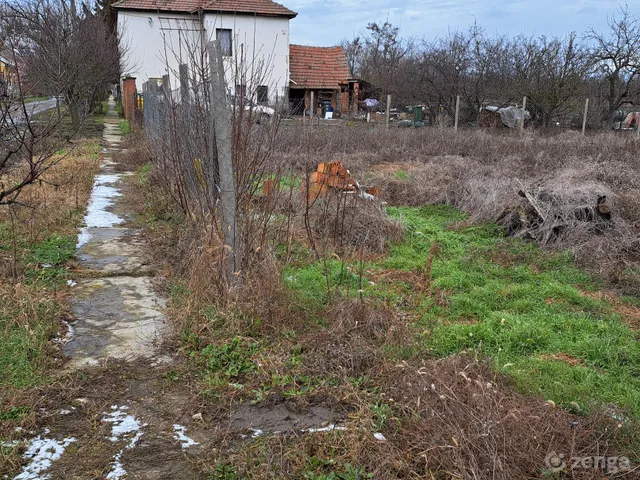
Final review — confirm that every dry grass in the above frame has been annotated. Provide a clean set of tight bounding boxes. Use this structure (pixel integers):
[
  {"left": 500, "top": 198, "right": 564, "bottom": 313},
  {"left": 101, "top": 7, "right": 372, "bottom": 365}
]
[
  {"left": 0, "top": 138, "right": 101, "bottom": 476},
  {"left": 0, "top": 138, "right": 101, "bottom": 243},
  {"left": 125, "top": 122, "right": 640, "bottom": 478},
  {"left": 271, "top": 126, "right": 640, "bottom": 293}
]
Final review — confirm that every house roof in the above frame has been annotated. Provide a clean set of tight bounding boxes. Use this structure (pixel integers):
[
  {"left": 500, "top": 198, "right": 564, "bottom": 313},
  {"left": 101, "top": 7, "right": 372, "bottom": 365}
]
[
  {"left": 113, "top": 0, "right": 297, "bottom": 18},
  {"left": 289, "top": 45, "right": 350, "bottom": 90}
]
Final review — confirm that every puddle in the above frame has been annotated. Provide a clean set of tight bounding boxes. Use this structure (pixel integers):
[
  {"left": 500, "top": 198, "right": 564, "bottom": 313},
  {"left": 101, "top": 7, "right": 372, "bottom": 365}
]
[{"left": 230, "top": 403, "right": 340, "bottom": 434}]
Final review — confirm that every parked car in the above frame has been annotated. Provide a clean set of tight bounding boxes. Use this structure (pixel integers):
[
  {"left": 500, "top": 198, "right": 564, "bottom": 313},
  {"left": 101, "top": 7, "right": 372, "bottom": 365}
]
[{"left": 231, "top": 95, "right": 276, "bottom": 123}]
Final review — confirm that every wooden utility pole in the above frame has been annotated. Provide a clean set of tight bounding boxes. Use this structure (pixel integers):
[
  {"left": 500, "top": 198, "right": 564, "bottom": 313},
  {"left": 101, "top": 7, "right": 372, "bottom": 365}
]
[
  {"left": 454, "top": 95, "right": 460, "bottom": 133},
  {"left": 385, "top": 94, "right": 391, "bottom": 128},
  {"left": 207, "top": 40, "right": 238, "bottom": 286},
  {"left": 520, "top": 96, "right": 527, "bottom": 134},
  {"left": 582, "top": 98, "right": 589, "bottom": 135}
]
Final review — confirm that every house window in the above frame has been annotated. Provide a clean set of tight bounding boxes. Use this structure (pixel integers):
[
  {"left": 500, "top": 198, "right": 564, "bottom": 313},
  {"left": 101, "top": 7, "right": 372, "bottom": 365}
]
[
  {"left": 257, "top": 85, "right": 268, "bottom": 104},
  {"left": 216, "top": 28, "right": 232, "bottom": 57},
  {"left": 235, "top": 84, "right": 247, "bottom": 99}
]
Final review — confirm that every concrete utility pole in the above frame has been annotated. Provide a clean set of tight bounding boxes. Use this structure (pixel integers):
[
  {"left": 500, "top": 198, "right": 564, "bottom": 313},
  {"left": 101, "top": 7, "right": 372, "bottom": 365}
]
[
  {"left": 385, "top": 94, "right": 391, "bottom": 128},
  {"left": 582, "top": 98, "right": 589, "bottom": 136},
  {"left": 520, "top": 96, "right": 527, "bottom": 134},
  {"left": 207, "top": 40, "right": 238, "bottom": 286},
  {"left": 310, "top": 90, "right": 314, "bottom": 128},
  {"left": 454, "top": 95, "right": 460, "bottom": 133},
  {"left": 179, "top": 64, "right": 189, "bottom": 105}
]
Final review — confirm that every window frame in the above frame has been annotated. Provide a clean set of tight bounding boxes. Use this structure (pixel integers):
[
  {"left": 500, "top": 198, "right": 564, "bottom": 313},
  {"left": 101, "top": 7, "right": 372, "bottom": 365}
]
[
  {"left": 216, "top": 28, "right": 233, "bottom": 57},
  {"left": 257, "top": 85, "right": 269, "bottom": 104}
]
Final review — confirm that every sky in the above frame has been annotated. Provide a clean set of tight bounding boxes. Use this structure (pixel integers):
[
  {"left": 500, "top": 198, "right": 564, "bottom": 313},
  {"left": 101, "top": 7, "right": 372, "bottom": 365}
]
[{"left": 287, "top": 0, "right": 631, "bottom": 47}]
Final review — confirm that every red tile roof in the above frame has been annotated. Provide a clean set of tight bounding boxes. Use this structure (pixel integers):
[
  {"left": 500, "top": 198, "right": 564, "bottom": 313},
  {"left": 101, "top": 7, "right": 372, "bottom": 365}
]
[
  {"left": 113, "top": 0, "right": 297, "bottom": 18},
  {"left": 289, "top": 45, "right": 350, "bottom": 90}
]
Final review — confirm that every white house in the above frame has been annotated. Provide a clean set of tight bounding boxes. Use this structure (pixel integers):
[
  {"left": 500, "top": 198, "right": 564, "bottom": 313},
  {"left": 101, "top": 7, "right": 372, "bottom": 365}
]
[{"left": 114, "top": 0, "right": 297, "bottom": 105}]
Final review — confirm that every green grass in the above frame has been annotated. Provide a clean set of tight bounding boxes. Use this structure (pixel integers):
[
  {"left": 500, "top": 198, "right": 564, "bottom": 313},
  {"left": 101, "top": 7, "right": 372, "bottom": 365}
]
[
  {"left": 0, "top": 292, "right": 61, "bottom": 388},
  {"left": 119, "top": 119, "right": 132, "bottom": 135},
  {"left": 0, "top": 234, "right": 76, "bottom": 389},
  {"left": 285, "top": 205, "right": 640, "bottom": 417}
]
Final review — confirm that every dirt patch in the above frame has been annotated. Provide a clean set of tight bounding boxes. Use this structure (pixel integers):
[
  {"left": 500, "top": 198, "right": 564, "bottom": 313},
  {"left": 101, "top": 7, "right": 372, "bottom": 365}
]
[
  {"left": 538, "top": 352, "right": 584, "bottom": 366},
  {"left": 229, "top": 402, "right": 341, "bottom": 434},
  {"left": 1, "top": 358, "right": 206, "bottom": 480},
  {"left": 582, "top": 290, "right": 640, "bottom": 330}
]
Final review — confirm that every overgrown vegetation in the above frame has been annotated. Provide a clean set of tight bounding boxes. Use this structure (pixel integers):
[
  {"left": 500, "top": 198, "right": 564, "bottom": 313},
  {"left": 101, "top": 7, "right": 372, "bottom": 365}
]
[
  {"left": 127, "top": 118, "right": 640, "bottom": 477},
  {"left": 0, "top": 139, "right": 100, "bottom": 393}
]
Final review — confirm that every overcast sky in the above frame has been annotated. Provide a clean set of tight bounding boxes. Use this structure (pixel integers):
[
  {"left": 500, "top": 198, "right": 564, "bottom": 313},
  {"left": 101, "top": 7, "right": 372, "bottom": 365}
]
[{"left": 287, "top": 0, "right": 629, "bottom": 47}]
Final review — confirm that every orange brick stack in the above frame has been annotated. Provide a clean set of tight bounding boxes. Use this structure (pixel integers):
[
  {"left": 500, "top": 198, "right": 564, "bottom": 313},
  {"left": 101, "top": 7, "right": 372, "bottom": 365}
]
[{"left": 306, "top": 161, "right": 357, "bottom": 201}]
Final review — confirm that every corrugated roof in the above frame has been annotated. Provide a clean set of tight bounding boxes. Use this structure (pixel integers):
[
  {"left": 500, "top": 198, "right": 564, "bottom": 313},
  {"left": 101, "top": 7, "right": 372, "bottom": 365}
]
[
  {"left": 113, "top": 0, "right": 297, "bottom": 18},
  {"left": 289, "top": 45, "right": 350, "bottom": 90}
]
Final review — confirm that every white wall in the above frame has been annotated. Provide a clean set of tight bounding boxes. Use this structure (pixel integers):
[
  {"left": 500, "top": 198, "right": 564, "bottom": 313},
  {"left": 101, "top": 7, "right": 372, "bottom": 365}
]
[
  {"left": 203, "top": 14, "right": 289, "bottom": 105},
  {"left": 118, "top": 11, "right": 289, "bottom": 105}
]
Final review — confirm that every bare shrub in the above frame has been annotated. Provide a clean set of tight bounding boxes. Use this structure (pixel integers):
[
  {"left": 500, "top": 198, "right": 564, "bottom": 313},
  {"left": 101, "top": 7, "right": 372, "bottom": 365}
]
[
  {"left": 301, "top": 299, "right": 408, "bottom": 379},
  {"left": 304, "top": 190, "right": 404, "bottom": 254},
  {"left": 373, "top": 355, "right": 636, "bottom": 479},
  {"left": 271, "top": 126, "right": 640, "bottom": 292}
]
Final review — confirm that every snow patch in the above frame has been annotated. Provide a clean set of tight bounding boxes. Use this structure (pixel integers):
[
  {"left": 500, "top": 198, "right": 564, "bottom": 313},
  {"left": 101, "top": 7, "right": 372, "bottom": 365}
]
[
  {"left": 102, "top": 405, "right": 145, "bottom": 447},
  {"left": 76, "top": 174, "right": 125, "bottom": 249},
  {"left": 102, "top": 406, "right": 146, "bottom": 480},
  {"left": 172, "top": 425, "right": 199, "bottom": 449},
  {"left": 13, "top": 432, "right": 76, "bottom": 480},
  {"left": 53, "top": 320, "right": 74, "bottom": 345},
  {"left": 302, "top": 425, "right": 347, "bottom": 433},
  {"left": 106, "top": 450, "right": 126, "bottom": 480}
]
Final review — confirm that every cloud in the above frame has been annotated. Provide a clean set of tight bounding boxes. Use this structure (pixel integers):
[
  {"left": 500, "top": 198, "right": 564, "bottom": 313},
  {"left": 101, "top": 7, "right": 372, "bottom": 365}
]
[{"left": 288, "top": 0, "right": 621, "bottom": 47}]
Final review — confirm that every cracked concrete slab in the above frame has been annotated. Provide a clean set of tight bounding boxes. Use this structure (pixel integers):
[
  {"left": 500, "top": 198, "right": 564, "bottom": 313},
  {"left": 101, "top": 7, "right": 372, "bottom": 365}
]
[
  {"left": 64, "top": 277, "right": 166, "bottom": 368},
  {"left": 66, "top": 97, "right": 168, "bottom": 368},
  {"left": 77, "top": 228, "right": 152, "bottom": 274}
]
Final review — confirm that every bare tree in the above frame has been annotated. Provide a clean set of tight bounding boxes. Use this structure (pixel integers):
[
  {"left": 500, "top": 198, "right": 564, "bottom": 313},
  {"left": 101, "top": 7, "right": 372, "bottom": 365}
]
[
  {"left": 586, "top": 6, "right": 640, "bottom": 124},
  {"left": 510, "top": 33, "right": 591, "bottom": 127},
  {"left": 0, "top": 14, "right": 66, "bottom": 206},
  {"left": 343, "top": 22, "right": 413, "bottom": 98},
  {"left": 6, "top": 0, "right": 121, "bottom": 128}
]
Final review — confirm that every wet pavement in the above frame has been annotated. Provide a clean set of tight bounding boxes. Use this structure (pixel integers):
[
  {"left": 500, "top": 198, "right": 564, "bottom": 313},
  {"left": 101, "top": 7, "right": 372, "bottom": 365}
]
[{"left": 63, "top": 98, "right": 167, "bottom": 368}]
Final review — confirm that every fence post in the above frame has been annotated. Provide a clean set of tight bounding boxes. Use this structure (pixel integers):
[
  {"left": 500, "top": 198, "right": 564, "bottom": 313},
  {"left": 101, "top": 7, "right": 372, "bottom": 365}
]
[
  {"left": 454, "top": 95, "right": 460, "bottom": 133},
  {"left": 207, "top": 40, "right": 238, "bottom": 287},
  {"left": 179, "top": 64, "right": 189, "bottom": 105},
  {"left": 520, "top": 96, "right": 527, "bottom": 134},
  {"left": 637, "top": 112, "right": 640, "bottom": 137},
  {"left": 582, "top": 98, "right": 589, "bottom": 135},
  {"left": 385, "top": 94, "right": 391, "bottom": 128}
]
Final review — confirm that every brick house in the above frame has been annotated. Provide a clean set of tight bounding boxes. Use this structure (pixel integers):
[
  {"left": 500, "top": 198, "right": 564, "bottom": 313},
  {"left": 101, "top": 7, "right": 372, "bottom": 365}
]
[{"left": 288, "top": 44, "right": 359, "bottom": 116}]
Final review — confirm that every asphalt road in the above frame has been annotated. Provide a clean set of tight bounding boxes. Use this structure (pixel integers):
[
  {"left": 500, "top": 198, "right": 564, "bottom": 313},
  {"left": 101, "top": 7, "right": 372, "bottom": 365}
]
[{"left": 7, "top": 97, "right": 58, "bottom": 123}]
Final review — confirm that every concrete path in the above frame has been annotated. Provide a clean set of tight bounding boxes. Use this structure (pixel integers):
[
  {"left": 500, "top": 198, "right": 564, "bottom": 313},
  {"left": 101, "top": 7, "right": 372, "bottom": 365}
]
[{"left": 64, "top": 98, "right": 167, "bottom": 368}]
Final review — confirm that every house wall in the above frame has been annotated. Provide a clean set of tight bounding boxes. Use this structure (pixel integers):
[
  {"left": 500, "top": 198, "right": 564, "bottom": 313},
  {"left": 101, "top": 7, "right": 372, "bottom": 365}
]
[
  {"left": 117, "top": 10, "right": 289, "bottom": 105},
  {"left": 203, "top": 14, "right": 289, "bottom": 105}
]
